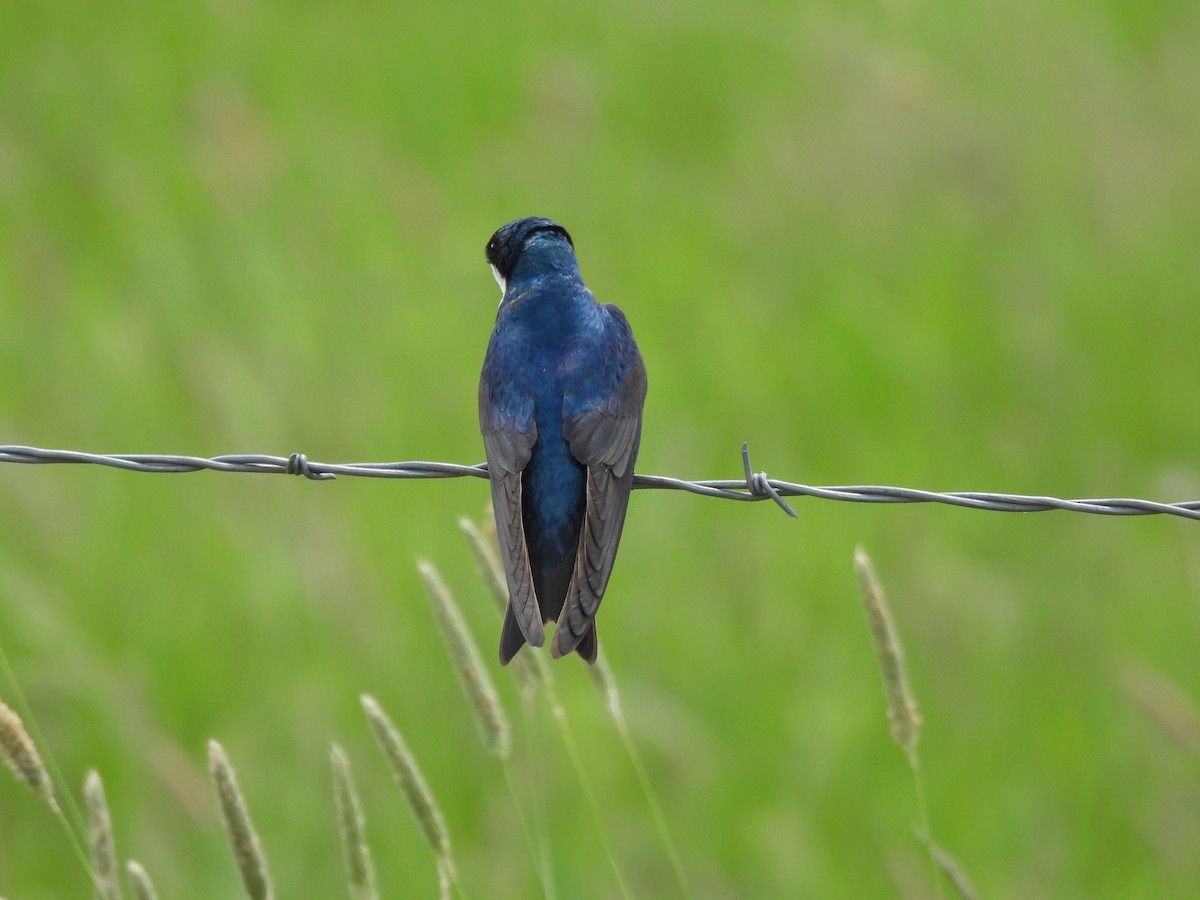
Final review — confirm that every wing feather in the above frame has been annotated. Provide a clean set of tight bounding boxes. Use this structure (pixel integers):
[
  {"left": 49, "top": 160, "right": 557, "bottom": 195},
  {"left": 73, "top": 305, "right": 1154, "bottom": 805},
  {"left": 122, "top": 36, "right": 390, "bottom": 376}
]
[
  {"left": 553, "top": 354, "right": 647, "bottom": 658},
  {"left": 480, "top": 383, "right": 543, "bottom": 655}
]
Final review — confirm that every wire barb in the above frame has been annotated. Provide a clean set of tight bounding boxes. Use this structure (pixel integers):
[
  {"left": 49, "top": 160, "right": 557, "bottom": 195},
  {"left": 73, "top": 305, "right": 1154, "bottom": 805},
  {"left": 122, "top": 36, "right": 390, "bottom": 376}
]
[
  {"left": 287, "top": 452, "right": 335, "bottom": 481},
  {"left": 741, "top": 441, "right": 798, "bottom": 518},
  {"left": 1, "top": 443, "right": 1198, "bottom": 521}
]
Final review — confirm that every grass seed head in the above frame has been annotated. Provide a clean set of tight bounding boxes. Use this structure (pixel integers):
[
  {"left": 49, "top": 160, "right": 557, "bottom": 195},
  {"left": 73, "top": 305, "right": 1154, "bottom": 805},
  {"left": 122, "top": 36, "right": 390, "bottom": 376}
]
[
  {"left": 0, "top": 699, "right": 56, "bottom": 811},
  {"left": 84, "top": 769, "right": 122, "bottom": 900},
  {"left": 360, "top": 695, "right": 452, "bottom": 860},
  {"left": 331, "top": 744, "right": 378, "bottom": 900},
  {"left": 207, "top": 740, "right": 273, "bottom": 900},
  {"left": 854, "top": 547, "right": 922, "bottom": 764},
  {"left": 417, "top": 559, "right": 511, "bottom": 758},
  {"left": 125, "top": 861, "right": 160, "bottom": 900}
]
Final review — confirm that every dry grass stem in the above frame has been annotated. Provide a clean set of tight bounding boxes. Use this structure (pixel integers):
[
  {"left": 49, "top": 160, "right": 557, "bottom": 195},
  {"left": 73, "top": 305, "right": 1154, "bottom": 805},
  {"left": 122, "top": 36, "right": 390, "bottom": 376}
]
[
  {"left": 588, "top": 655, "right": 625, "bottom": 725},
  {"left": 360, "top": 695, "right": 454, "bottom": 867},
  {"left": 930, "top": 841, "right": 979, "bottom": 900},
  {"left": 0, "top": 698, "right": 56, "bottom": 811},
  {"left": 84, "top": 770, "right": 122, "bottom": 900},
  {"left": 207, "top": 740, "right": 274, "bottom": 900},
  {"left": 460, "top": 514, "right": 551, "bottom": 695},
  {"left": 588, "top": 654, "right": 693, "bottom": 897},
  {"left": 458, "top": 516, "right": 510, "bottom": 612},
  {"left": 515, "top": 643, "right": 554, "bottom": 696},
  {"left": 125, "top": 861, "right": 160, "bottom": 900},
  {"left": 854, "top": 546, "right": 922, "bottom": 764},
  {"left": 331, "top": 744, "right": 378, "bottom": 900},
  {"left": 1122, "top": 665, "right": 1200, "bottom": 756},
  {"left": 417, "top": 559, "right": 512, "bottom": 758}
]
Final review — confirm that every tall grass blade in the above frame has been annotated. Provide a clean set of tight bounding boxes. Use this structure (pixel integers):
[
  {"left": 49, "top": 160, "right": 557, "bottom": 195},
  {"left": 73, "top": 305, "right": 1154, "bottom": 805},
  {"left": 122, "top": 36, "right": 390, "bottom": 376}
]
[
  {"left": 463, "top": 511, "right": 635, "bottom": 896},
  {"left": 125, "top": 861, "right": 160, "bottom": 900},
  {"left": 458, "top": 515, "right": 548, "bottom": 696},
  {"left": 854, "top": 547, "right": 944, "bottom": 899},
  {"left": 588, "top": 657, "right": 692, "bottom": 898},
  {"left": 854, "top": 546, "right": 921, "bottom": 765},
  {"left": 331, "top": 744, "right": 378, "bottom": 900},
  {"left": 0, "top": 697, "right": 56, "bottom": 811},
  {"left": 417, "top": 559, "right": 511, "bottom": 759},
  {"left": 0, "top": 665, "right": 99, "bottom": 886},
  {"left": 207, "top": 740, "right": 274, "bottom": 900},
  {"left": 360, "top": 695, "right": 458, "bottom": 889},
  {"left": 84, "top": 770, "right": 122, "bottom": 900},
  {"left": 930, "top": 840, "right": 979, "bottom": 900},
  {"left": 458, "top": 516, "right": 509, "bottom": 612}
]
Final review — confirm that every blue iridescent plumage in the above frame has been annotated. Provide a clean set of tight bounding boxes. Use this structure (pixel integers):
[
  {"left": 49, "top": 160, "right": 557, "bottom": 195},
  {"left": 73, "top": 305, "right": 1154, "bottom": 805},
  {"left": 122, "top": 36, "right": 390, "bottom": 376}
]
[{"left": 478, "top": 218, "right": 646, "bottom": 664}]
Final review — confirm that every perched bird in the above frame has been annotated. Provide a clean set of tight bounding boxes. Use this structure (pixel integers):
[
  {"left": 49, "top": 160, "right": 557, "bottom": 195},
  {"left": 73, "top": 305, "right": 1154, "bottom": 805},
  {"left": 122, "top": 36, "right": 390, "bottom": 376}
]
[{"left": 479, "top": 218, "right": 647, "bottom": 665}]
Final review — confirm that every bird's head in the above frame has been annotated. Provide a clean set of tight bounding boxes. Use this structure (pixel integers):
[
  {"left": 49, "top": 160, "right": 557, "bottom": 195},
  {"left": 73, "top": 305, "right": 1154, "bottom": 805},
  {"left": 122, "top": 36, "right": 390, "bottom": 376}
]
[{"left": 485, "top": 217, "right": 575, "bottom": 298}]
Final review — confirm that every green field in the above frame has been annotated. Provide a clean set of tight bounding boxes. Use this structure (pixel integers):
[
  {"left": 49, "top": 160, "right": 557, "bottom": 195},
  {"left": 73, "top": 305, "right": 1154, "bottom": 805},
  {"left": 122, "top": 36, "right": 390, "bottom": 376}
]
[{"left": 2, "top": 2, "right": 1199, "bottom": 896}]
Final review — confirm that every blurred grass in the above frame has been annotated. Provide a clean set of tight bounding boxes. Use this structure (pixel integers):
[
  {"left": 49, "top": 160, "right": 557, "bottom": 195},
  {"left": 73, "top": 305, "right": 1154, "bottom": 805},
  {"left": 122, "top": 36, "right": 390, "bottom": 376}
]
[{"left": 2, "top": 0, "right": 1199, "bottom": 896}]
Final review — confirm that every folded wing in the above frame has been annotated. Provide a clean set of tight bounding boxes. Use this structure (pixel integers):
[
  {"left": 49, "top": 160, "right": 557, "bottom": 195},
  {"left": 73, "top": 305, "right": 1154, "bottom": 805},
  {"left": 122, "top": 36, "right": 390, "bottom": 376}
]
[
  {"left": 553, "top": 346, "right": 647, "bottom": 661},
  {"left": 479, "top": 385, "right": 543, "bottom": 661}
]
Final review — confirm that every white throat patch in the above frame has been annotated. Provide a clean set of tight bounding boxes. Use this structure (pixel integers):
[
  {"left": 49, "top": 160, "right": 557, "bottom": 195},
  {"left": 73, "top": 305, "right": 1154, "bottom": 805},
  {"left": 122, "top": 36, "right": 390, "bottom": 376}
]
[{"left": 490, "top": 264, "right": 506, "bottom": 303}]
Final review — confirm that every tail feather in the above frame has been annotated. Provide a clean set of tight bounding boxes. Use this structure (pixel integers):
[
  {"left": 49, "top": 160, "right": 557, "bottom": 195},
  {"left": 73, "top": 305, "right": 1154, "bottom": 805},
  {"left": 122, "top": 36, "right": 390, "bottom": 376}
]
[
  {"left": 499, "top": 603, "right": 528, "bottom": 665},
  {"left": 503, "top": 543, "right": 598, "bottom": 665},
  {"left": 574, "top": 621, "right": 598, "bottom": 665},
  {"left": 502, "top": 594, "right": 599, "bottom": 665},
  {"left": 531, "top": 553, "right": 576, "bottom": 624}
]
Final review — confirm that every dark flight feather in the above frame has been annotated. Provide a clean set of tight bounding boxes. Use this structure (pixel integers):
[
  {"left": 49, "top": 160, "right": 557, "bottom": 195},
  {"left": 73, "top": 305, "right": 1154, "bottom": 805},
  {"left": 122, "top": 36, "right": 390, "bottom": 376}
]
[
  {"left": 480, "top": 391, "right": 544, "bottom": 653},
  {"left": 552, "top": 352, "right": 647, "bottom": 658}
]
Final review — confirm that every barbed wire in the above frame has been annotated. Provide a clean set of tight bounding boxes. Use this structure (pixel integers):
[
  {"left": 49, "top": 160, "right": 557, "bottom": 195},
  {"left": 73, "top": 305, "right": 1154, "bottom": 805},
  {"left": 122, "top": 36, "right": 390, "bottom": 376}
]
[{"left": 1, "top": 442, "right": 1197, "bottom": 521}]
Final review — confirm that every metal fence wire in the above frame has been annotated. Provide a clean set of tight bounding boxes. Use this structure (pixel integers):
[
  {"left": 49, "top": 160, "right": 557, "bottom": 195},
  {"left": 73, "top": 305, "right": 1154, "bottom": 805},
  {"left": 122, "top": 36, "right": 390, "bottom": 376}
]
[{"left": 2, "top": 443, "right": 1197, "bottom": 522}]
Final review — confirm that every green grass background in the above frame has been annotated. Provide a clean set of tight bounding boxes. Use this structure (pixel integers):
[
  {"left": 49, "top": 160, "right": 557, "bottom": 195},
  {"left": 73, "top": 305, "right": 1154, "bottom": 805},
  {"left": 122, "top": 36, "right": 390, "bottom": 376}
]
[{"left": 2, "top": 1, "right": 1199, "bottom": 896}]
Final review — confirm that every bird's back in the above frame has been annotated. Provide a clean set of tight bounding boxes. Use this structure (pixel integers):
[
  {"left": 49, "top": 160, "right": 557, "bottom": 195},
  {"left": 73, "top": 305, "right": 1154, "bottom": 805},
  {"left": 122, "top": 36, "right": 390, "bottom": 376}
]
[
  {"left": 480, "top": 218, "right": 645, "bottom": 665},
  {"left": 501, "top": 284, "right": 604, "bottom": 622}
]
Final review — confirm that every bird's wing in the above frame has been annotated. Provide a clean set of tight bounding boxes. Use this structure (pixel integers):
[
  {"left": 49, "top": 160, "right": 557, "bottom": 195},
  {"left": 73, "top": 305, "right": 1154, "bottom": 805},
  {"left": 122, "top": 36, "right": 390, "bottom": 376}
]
[
  {"left": 554, "top": 329, "right": 647, "bottom": 660},
  {"left": 479, "top": 384, "right": 543, "bottom": 651}
]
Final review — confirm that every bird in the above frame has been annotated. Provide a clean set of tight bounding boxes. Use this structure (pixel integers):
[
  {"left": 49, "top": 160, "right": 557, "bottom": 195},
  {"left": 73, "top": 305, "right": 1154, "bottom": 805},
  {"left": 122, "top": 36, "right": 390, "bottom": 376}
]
[{"left": 478, "top": 217, "right": 647, "bottom": 665}]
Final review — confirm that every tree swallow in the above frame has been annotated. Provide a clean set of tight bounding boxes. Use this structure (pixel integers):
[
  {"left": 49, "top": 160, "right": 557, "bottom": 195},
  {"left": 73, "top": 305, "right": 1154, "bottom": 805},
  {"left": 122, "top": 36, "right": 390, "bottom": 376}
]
[{"left": 479, "top": 218, "right": 647, "bottom": 665}]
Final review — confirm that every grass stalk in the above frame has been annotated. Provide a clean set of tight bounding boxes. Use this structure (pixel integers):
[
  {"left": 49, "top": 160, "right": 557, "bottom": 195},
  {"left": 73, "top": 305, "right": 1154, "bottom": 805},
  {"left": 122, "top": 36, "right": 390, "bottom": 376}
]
[
  {"left": 417, "top": 559, "right": 511, "bottom": 759},
  {"left": 84, "top": 770, "right": 122, "bottom": 900},
  {"left": 331, "top": 744, "right": 378, "bottom": 900},
  {"left": 514, "top": 690, "right": 557, "bottom": 900},
  {"left": 854, "top": 547, "right": 921, "bottom": 764},
  {"left": 458, "top": 516, "right": 509, "bottom": 611},
  {"left": 462, "top": 513, "right": 633, "bottom": 898},
  {"left": 541, "top": 678, "right": 633, "bottom": 900},
  {"left": 125, "top": 861, "right": 160, "bottom": 900},
  {"left": 853, "top": 546, "right": 944, "bottom": 900},
  {"left": 458, "top": 516, "right": 547, "bottom": 697},
  {"left": 589, "top": 658, "right": 692, "bottom": 898},
  {"left": 0, "top": 696, "right": 57, "bottom": 811},
  {"left": 426, "top": 544, "right": 559, "bottom": 896},
  {"left": 0, "top": 654, "right": 103, "bottom": 891},
  {"left": 360, "top": 695, "right": 459, "bottom": 894},
  {"left": 207, "top": 739, "right": 274, "bottom": 900},
  {"left": 929, "top": 840, "right": 979, "bottom": 900}
]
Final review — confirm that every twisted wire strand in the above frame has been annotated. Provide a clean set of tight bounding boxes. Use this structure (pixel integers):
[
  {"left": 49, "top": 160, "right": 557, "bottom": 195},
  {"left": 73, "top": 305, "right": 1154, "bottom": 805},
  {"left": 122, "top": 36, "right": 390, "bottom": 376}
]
[{"left": 2, "top": 443, "right": 1197, "bottom": 521}]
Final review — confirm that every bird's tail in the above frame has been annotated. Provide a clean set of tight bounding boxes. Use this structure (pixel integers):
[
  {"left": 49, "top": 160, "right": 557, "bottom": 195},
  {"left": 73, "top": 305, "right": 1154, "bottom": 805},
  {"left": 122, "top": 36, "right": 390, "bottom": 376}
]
[
  {"left": 574, "top": 621, "right": 598, "bottom": 664},
  {"left": 500, "top": 604, "right": 598, "bottom": 665},
  {"left": 499, "top": 602, "right": 528, "bottom": 665}
]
